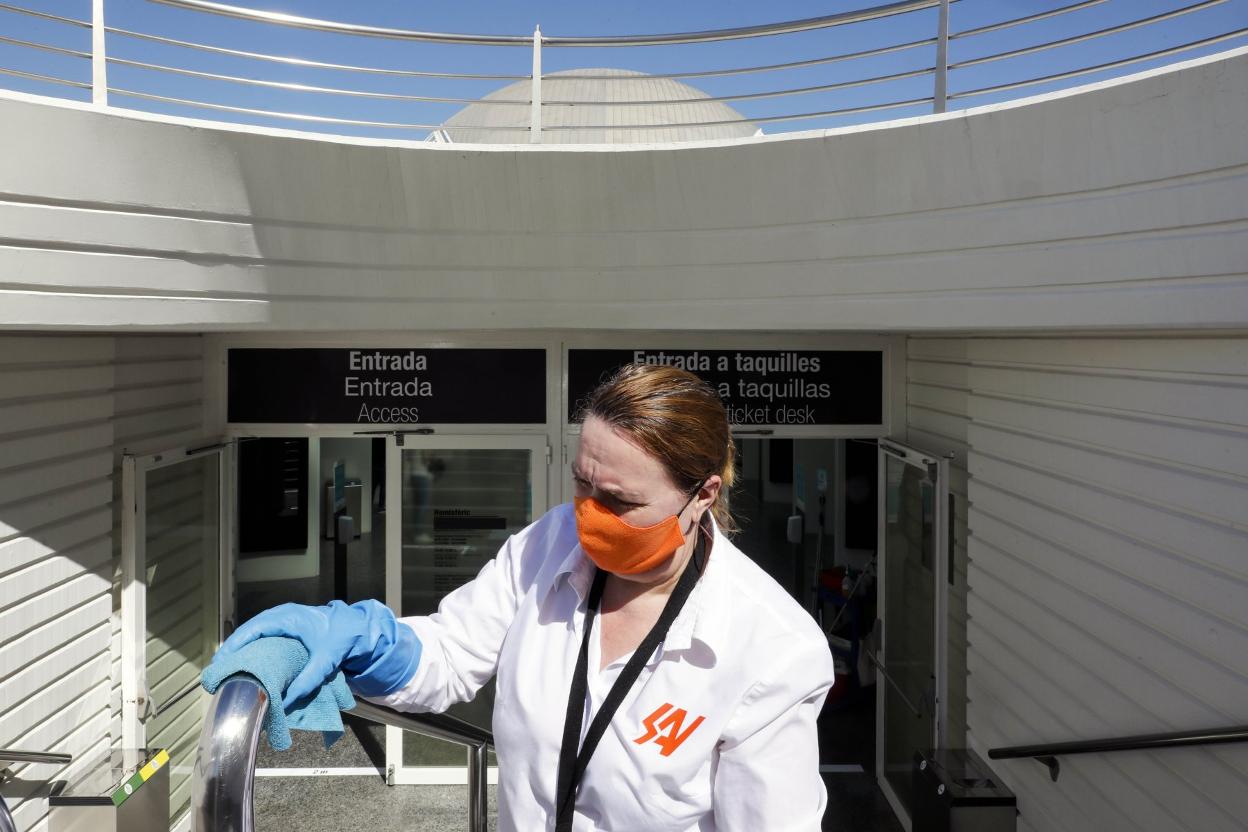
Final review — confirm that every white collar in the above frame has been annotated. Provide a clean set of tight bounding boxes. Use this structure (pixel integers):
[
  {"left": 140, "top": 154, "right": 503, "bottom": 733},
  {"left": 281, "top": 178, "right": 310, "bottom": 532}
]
[{"left": 544, "top": 510, "right": 730, "bottom": 658}]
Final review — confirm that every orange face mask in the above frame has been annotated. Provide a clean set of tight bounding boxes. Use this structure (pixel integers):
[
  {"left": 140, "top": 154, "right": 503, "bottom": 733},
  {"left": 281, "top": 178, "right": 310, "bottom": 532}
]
[{"left": 574, "top": 494, "right": 696, "bottom": 575}]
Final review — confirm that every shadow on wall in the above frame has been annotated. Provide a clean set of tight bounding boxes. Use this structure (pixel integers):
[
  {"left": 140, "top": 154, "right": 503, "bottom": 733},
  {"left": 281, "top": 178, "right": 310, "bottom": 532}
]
[{"left": 0, "top": 333, "right": 208, "bottom": 831}]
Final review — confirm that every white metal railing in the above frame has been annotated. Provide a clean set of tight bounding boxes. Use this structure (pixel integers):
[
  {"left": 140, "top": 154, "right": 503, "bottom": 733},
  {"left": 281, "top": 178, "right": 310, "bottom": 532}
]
[{"left": 0, "top": 0, "right": 1244, "bottom": 141}]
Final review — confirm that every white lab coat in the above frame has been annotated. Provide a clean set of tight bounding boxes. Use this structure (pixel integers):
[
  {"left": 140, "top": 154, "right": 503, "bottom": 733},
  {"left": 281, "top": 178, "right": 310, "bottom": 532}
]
[{"left": 367, "top": 503, "right": 835, "bottom": 831}]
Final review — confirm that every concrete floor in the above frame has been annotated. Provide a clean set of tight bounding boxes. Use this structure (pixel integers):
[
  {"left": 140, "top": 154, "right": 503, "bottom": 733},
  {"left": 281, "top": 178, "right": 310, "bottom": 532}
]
[
  {"left": 250, "top": 693, "right": 902, "bottom": 832},
  {"left": 254, "top": 777, "right": 499, "bottom": 832},
  {"left": 253, "top": 774, "right": 898, "bottom": 832}
]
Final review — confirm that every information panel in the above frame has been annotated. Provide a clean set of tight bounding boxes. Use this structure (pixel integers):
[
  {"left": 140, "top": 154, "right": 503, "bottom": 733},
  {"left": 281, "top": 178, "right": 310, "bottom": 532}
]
[
  {"left": 568, "top": 348, "right": 883, "bottom": 426},
  {"left": 228, "top": 348, "right": 546, "bottom": 424}
]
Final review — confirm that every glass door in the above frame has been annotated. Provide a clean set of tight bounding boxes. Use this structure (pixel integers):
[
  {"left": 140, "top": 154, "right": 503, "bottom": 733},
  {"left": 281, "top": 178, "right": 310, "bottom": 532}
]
[
  {"left": 122, "top": 444, "right": 227, "bottom": 825},
  {"left": 385, "top": 435, "right": 547, "bottom": 785},
  {"left": 874, "top": 440, "right": 949, "bottom": 829}
]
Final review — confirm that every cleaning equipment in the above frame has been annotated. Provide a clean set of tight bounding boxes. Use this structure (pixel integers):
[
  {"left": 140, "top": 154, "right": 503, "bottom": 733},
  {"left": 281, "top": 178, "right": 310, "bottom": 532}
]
[
  {"left": 573, "top": 489, "right": 698, "bottom": 575},
  {"left": 201, "top": 636, "right": 356, "bottom": 751},
  {"left": 215, "top": 599, "right": 421, "bottom": 707}
]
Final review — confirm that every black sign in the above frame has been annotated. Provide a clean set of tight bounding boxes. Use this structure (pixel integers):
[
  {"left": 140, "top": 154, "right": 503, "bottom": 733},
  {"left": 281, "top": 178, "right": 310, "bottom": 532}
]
[
  {"left": 228, "top": 348, "right": 545, "bottom": 424},
  {"left": 568, "top": 349, "right": 883, "bottom": 426}
]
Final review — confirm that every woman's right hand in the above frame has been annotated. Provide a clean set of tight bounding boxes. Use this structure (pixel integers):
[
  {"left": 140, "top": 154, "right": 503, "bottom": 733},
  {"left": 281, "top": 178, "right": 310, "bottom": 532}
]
[{"left": 216, "top": 600, "right": 422, "bottom": 708}]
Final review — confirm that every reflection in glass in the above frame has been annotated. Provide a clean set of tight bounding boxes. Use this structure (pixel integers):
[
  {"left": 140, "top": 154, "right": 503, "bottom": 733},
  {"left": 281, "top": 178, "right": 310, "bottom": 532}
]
[
  {"left": 881, "top": 456, "right": 936, "bottom": 812},
  {"left": 143, "top": 456, "right": 219, "bottom": 822},
  {"left": 400, "top": 448, "right": 532, "bottom": 767}
]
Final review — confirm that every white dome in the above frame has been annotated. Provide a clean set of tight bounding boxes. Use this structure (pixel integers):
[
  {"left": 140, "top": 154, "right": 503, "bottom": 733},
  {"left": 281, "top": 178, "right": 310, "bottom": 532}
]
[{"left": 437, "top": 68, "right": 760, "bottom": 144}]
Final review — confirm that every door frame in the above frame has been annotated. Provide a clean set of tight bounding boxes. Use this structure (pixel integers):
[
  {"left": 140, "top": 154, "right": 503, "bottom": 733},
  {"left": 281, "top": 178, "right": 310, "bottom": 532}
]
[
  {"left": 119, "top": 442, "right": 230, "bottom": 760},
  {"left": 874, "top": 438, "right": 950, "bottom": 831},
  {"left": 384, "top": 433, "right": 549, "bottom": 786}
]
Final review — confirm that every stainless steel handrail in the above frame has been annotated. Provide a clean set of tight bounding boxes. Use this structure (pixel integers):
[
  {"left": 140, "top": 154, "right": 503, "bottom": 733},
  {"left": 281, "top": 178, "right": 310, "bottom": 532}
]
[
  {"left": 950, "top": 0, "right": 1228, "bottom": 69},
  {"left": 0, "top": 34, "right": 90, "bottom": 60},
  {"left": 148, "top": 0, "right": 940, "bottom": 47},
  {"left": 191, "top": 674, "right": 493, "bottom": 832},
  {"left": 147, "top": 0, "right": 532, "bottom": 46},
  {"left": 0, "top": 750, "right": 73, "bottom": 766},
  {"left": 989, "top": 723, "right": 1248, "bottom": 783},
  {"left": 539, "top": 96, "right": 935, "bottom": 131},
  {"left": 0, "top": 749, "right": 73, "bottom": 832},
  {"left": 0, "top": 0, "right": 88, "bottom": 28},
  {"left": 543, "top": 66, "right": 936, "bottom": 107},
  {"left": 107, "top": 28, "right": 528, "bottom": 80},
  {"left": 192, "top": 676, "right": 266, "bottom": 832},
  {"left": 950, "top": 27, "right": 1248, "bottom": 100},
  {"left": 542, "top": 0, "right": 943, "bottom": 46},
  {"left": 553, "top": 38, "right": 937, "bottom": 81},
  {"left": 106, "top": 89, "right": 456, "bottom": 131},
  {"left": 351, "top": 701, "right": 492, "bottom": 832},
  {"left": 2, "top": 0, "right": 1246, "bottom": 141},
  {"left": 105, "top": 57, "right": 530, "bottom": 105},
  {"left": 951, "top": 0, "right": 1109, "bottom": 39}
]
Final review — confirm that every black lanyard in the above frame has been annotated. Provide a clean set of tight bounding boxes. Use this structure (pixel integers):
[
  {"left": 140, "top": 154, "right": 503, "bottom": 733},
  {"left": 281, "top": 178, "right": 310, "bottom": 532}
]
[{"left": 553, "top": 532, "right": 705, "bottom": 832}]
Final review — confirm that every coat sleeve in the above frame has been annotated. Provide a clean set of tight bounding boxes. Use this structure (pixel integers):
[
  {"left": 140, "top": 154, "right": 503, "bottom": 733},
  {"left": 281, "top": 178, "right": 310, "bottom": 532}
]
[
  {"left": 712, "top": 636, "right": 836, "bottom": 832},
  {"left": 362, "top": 530, "right": 526, "bottom": 714}
]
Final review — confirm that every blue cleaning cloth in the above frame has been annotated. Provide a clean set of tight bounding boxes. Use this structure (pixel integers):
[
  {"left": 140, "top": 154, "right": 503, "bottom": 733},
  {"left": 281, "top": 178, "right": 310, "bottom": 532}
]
[{"left": 201, "top": 636, "right": 356, "bottom": 751}]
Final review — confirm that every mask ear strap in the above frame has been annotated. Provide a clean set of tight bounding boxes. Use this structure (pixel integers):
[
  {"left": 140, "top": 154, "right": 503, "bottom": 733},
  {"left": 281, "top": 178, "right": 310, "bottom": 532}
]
[{"left": 677, "top": 478, "right": 710, "bottom": 537}]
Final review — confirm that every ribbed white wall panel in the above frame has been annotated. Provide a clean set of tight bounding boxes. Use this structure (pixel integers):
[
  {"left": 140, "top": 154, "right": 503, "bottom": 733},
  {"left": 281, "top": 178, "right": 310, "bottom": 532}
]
[
  {"left": 909, "top": 335, "right": 1248, "bottom": 832},
  {"left": 0, "top": 334, "right": 204, "bottom": 832},
  {"left": 905, "top": 338, "right": 971, "bottom": 749},
  {"left": 0, "top": 336, "right": 116, "bottom": 832},
  {"left": 0, "top": 48, "right": 1245, "bottom": 333}
]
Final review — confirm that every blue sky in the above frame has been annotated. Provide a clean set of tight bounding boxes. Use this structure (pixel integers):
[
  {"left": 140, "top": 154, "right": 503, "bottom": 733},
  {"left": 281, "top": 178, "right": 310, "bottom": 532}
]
[{"left": 2, "top": 0, "right": 1245, "bottom": 138}]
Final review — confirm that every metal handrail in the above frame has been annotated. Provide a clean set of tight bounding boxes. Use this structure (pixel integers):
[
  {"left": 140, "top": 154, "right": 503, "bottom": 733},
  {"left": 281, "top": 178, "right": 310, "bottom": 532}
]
[
  {"left": 107, "top": 28, "right": 528, "bottom": 80},
  {"left": 553, "top": 38, "right": 937, "bottom": 81},
  {"left": 543, "top": 66, "right": 936, "bottom": 107},
  {"left": 950, "top": 27, "right": 1248, "bottom": 100},
  {"left": 0, "top": 750, "right": 73, "bottom": 766},
  {"left": 988, "top": 724, "right": 1248, "bottom": 783},
  {"left": 1, "top": 750, "right": 73, "bottom": 832},
  {"left": 0, "top": 34, "right": 89, "bottom": 60},
  {"left": 0, "top": 0, "right": 88, "bottom": 28},
  {"left": 2, "top": 0, "right": 1246, "bottom": 141},
  {"left": 106, "top": 57, "right": 530, "bottom": 105},
  {"left": 146, "top": 0, "right": 531, "bottom": 46},
  {"left": 950, "top": 0, "right": 1228, "bottom": 69},
  {"left": 107, "top": 88, "right": 529, "bottom": 131},
  {"left": 538, "top": 96, "right": 936, "bottom": 132},
  {"left": 191, "top": 674, "right": 493, "bottom": 832},
  {"left": 951, "top": 0, "right": 1110, "bottom": 39},
  {"left": 543, "top": 0, "right": 944, "bottom": 46},
  {"left": 148, "top": 0, "right": 941, "bottom": 47}
]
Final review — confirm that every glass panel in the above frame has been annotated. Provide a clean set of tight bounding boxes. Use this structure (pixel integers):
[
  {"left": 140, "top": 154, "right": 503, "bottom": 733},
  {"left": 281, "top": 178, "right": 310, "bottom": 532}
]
[
  {"left": 143, "top": 455, "right": 219, "bottom": 822},
  {"left": 881, "top": 454, "right": 936, "bottom": 812},
  {"left": 236, "top": 437, "right": 387, "bottom": 617},
  {"left": 235, "top": 437, "right": 391, "bottom": 773},
  {"left": 399, "top": 447, "right": 532, "bottom": 767}
]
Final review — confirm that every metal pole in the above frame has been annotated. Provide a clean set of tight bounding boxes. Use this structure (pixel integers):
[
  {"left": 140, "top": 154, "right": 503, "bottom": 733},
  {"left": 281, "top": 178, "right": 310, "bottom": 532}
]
[
  {"left": 934, "top": 0, "right": 949, "bottom": 112},
  {"left": 467, "top": 743, "right": 488, "bottom": 831},
  {"left": 529, "top": 25, "right": 542, "bottom": 143},
  {"left": 92, "top": 0, "right": 107, "bottom": 104}
]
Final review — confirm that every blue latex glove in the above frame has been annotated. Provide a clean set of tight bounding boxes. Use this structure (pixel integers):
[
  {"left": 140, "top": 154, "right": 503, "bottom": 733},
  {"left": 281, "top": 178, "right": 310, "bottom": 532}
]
[{"left": 216, "top": 599, "right": 421, "bottom": 709}]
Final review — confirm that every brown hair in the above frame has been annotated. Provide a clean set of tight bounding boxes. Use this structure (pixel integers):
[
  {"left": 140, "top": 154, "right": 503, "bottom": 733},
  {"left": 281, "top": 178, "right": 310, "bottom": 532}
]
[{"left": 579, "top": 363, "right": 737, "bottom": 534}]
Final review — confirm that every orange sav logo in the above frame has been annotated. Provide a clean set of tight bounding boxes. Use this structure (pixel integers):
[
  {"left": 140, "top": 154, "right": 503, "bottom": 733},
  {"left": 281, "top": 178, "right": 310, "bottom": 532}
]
[{"left": 633, "top": 703, "right": 706, "bottom": 757}]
